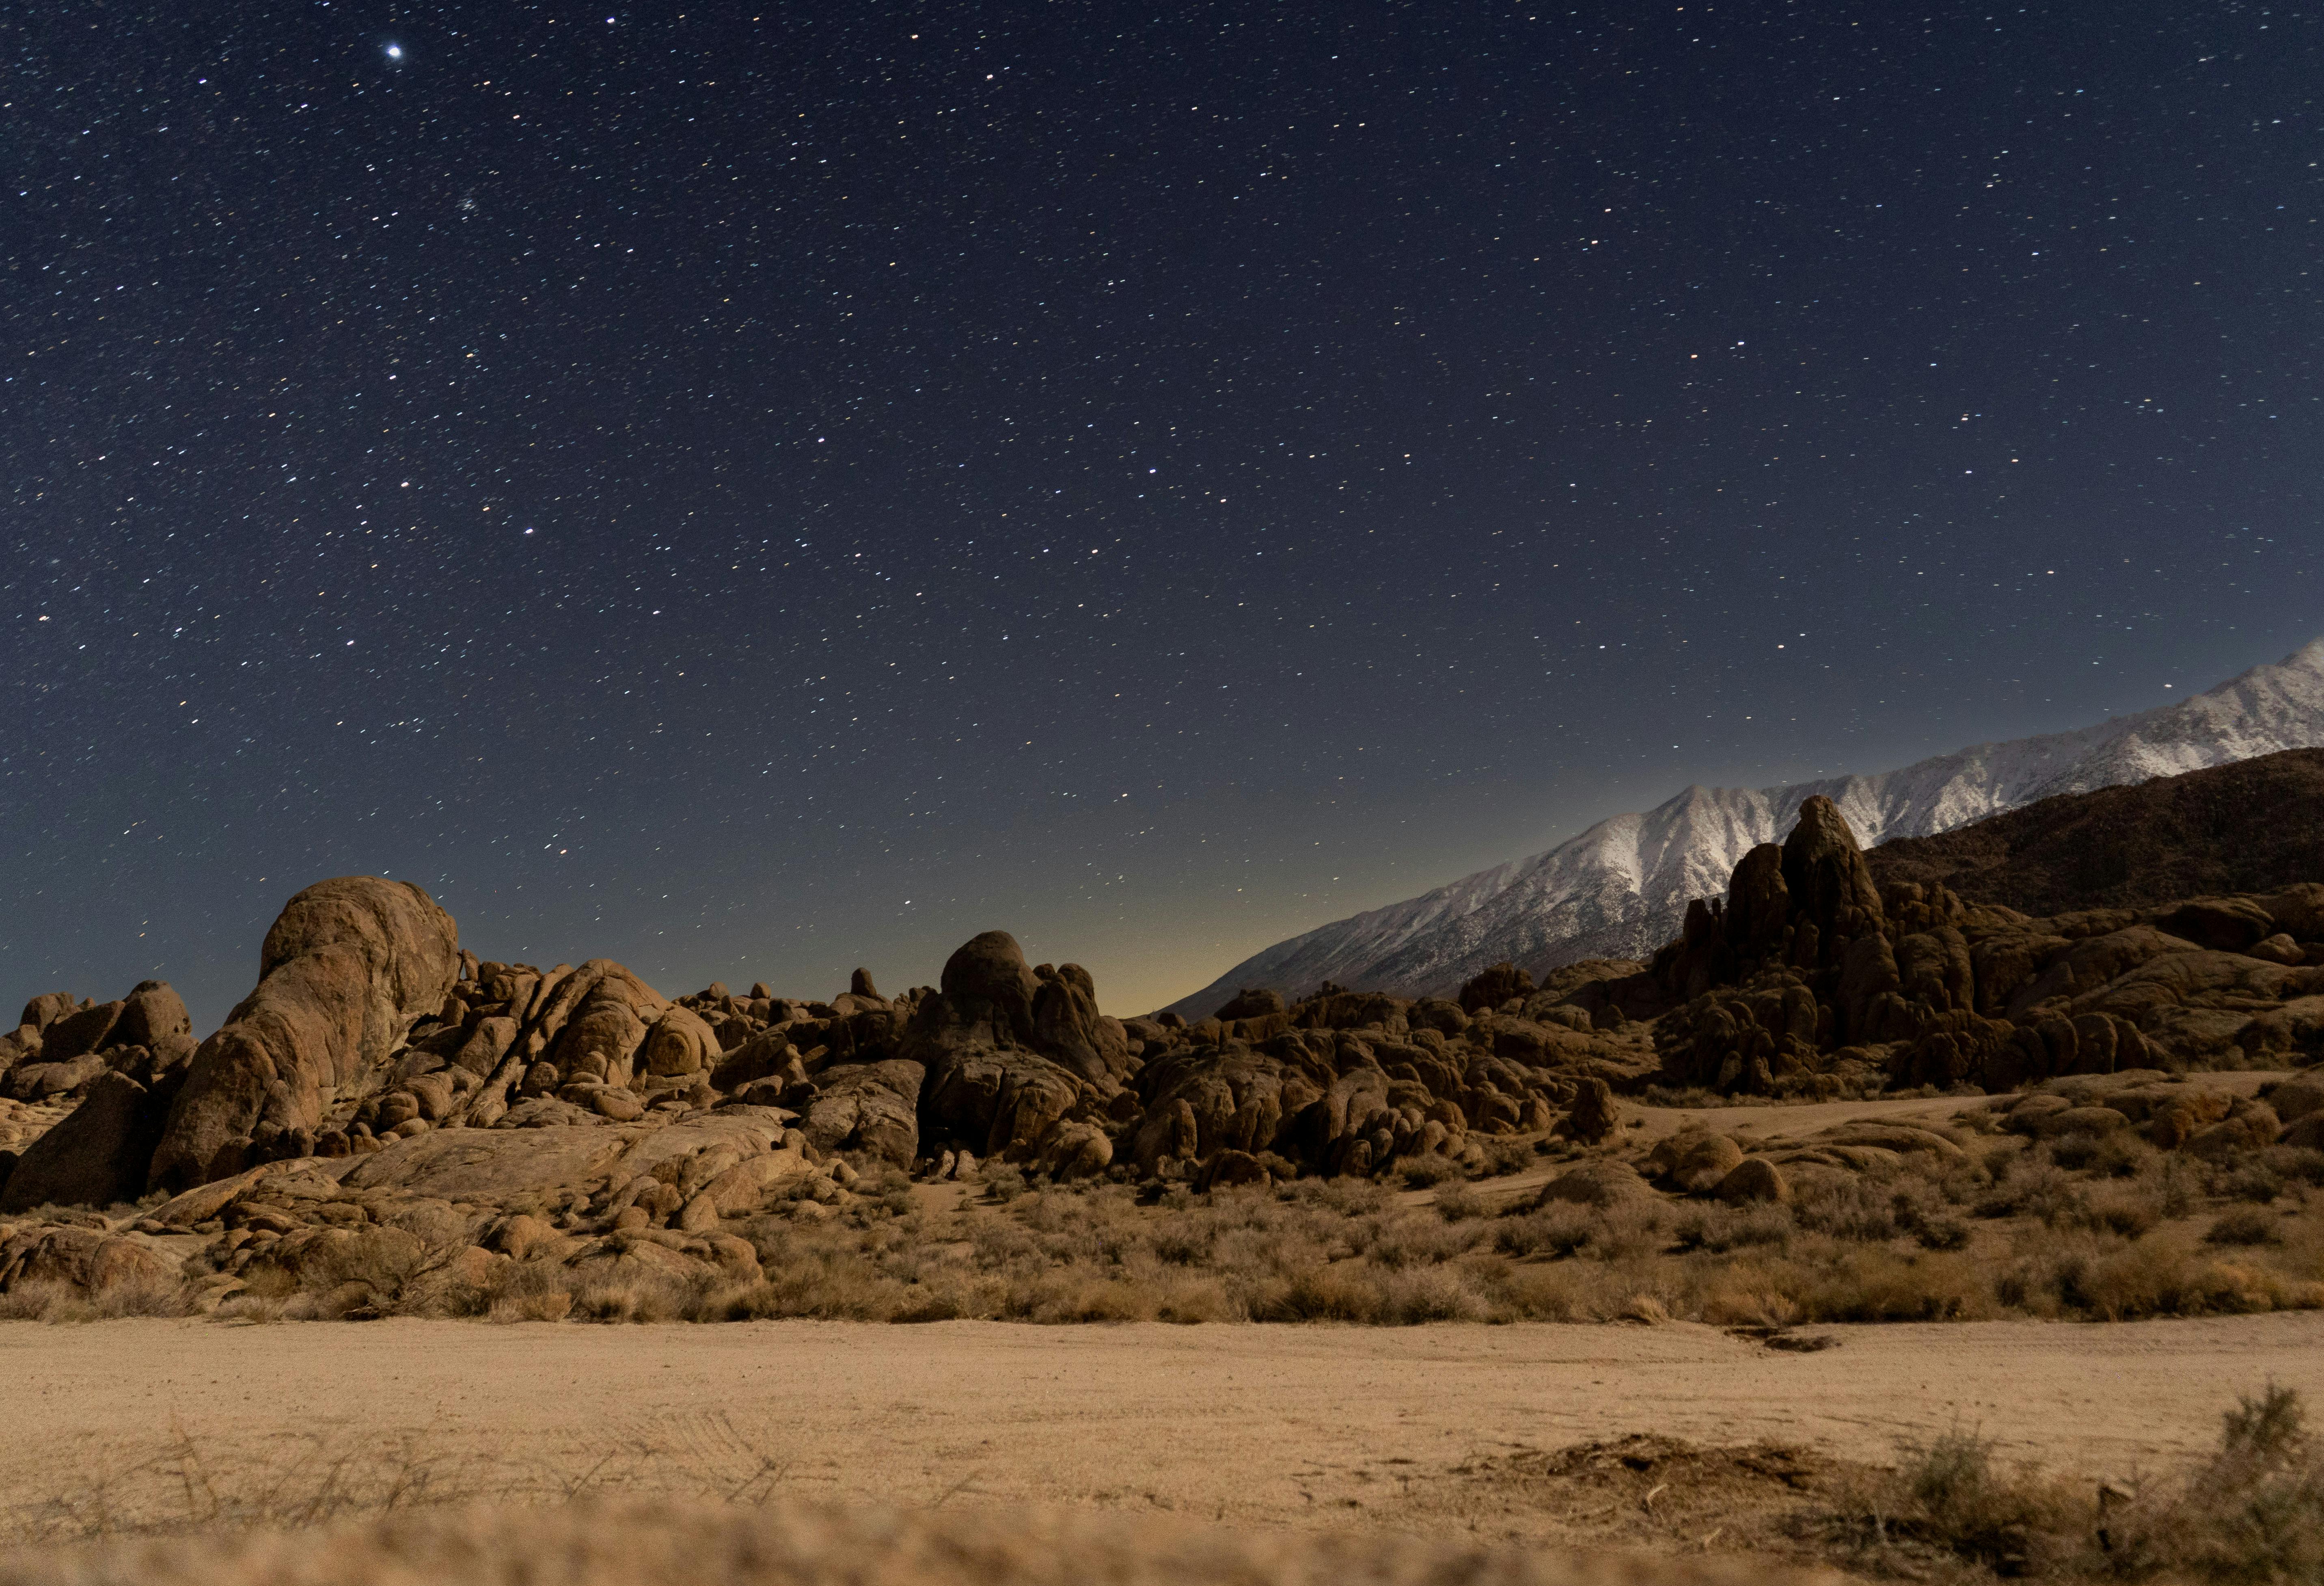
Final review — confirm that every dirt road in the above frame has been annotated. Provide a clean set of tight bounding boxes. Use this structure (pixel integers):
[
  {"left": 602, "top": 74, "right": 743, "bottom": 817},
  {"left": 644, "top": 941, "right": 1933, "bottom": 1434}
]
[{"left": 2, "top": 1312, "right": 2313, "bottom": 1536}]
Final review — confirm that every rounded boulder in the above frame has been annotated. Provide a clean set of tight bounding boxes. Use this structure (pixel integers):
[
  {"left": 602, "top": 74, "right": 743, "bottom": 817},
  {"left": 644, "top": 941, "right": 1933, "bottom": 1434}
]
[
  {"left": 1534, "top": 1159, "right": 1655, "bottom": 1209},
  {"left": 1670, "top": 1133, "right": 1746, "bottom": 1193},
  {"left": 1713, "top": 1155, "right": 1792, "bottom": 1205}
]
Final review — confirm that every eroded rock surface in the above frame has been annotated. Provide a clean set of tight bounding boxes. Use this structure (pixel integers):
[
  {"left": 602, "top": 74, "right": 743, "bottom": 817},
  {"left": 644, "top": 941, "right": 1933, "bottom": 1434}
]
[{"left": 149, "top": 879, "right": 460, "bottom": 1192}]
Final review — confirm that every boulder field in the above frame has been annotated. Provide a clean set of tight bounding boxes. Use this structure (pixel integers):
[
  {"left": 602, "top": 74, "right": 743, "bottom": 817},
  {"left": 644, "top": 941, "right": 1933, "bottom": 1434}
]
[{"left": 2, "top": 793, "right": 2322, "bottom": 1305}]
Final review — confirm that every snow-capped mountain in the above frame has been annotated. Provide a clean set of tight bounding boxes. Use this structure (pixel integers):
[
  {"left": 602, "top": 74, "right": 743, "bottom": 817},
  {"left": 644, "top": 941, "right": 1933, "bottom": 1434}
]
[{"left": 1163, "top": 637, "right": 2324, "bottom": 1018}]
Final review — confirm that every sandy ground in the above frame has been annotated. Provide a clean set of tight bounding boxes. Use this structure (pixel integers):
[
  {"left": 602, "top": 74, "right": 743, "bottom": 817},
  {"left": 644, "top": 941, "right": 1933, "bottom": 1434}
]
[{"left": 2, "top": 1310, "right": 2316, "bottom": 1537}]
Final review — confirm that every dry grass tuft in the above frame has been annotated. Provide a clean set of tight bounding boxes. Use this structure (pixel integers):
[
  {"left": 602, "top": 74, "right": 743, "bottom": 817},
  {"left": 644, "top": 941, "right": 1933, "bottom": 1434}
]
[{"left": 1784, "top": 1384, "right": 2324, "bottom": 1582}]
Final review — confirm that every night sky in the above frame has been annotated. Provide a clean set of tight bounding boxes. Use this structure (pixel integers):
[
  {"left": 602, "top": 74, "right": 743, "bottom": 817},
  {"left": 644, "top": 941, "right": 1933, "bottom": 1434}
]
[{"left": 6, "top": 1, "right": 2319, "bottom": 1029}]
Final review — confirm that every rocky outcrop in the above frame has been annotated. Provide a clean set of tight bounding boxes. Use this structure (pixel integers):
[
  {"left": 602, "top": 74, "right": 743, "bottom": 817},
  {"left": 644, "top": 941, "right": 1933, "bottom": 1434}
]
[
  {"left": 2, "top": 980, "right": 195, "bottom": 1108},
  {"left": 0, "top": 978, "right": 198, "bottom": 1211},
  {"left": 896, "top": 931, "right": 1130, "bottom": 1165},
  {"left": 0, "top": 1072, "right": 169, "bottom": 1212},
  {"left": 1629, "top": 801, "right": 2324, "bottom": 1100},
  {"left": 798, "top": 1059, "right": 922, "bottom": 1166},
  {"left": 1107, "top": 970, "right": 1651, "bottom": 1185},
  {"left": 0, "top": 1222, "right": 174, "bottom": 1295},
  {"left": 148, "top": 879, "right": 461, "bottom": 1192}
]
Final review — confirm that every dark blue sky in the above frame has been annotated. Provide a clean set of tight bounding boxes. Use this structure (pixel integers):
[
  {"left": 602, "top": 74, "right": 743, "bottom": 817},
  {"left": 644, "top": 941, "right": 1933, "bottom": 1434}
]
[{"left": 6, "top": 0, "right": 2318, "bottom": 1025}]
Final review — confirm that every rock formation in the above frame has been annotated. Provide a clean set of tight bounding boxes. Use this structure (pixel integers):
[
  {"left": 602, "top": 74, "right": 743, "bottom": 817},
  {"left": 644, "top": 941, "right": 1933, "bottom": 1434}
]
[
  {"left": 1589, "top": 796, "right": 2324, "bottom": 1097},
  {"left": 1, "top": 981, "right": 193, "bottom": 1107},
  {"left": 897, "top": 930, "right": 1133, "bottom": 1165},
  {"left": 148, "top": 878, "right": 461, "bottom": 1191}
]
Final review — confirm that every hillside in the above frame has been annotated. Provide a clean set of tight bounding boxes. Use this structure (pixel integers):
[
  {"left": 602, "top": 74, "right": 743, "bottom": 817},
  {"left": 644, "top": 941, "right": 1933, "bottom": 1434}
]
[{"left": 1864, "top": 747, "right": 2324, "bottom": 916}]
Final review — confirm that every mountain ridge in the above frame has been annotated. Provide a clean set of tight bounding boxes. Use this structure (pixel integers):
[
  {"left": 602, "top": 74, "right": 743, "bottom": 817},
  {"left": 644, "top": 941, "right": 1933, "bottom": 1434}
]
[{"left": 1162, "top": 637, "right": 2324, "bottom": 1018}]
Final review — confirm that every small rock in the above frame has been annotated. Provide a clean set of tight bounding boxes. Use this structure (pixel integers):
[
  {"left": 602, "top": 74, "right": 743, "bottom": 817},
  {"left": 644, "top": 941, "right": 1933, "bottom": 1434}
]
[
  {"left": 2268, "top": 1075, "right": 2324, "bottom": 1124},
  {"left": 2248, "top": 933, "right": 2306, "bottom": 967},
  {"left": 2282, "top": 1114, "right": 2324, "bottom": 1151},
  {"left": 1554, "top": 1077, "right": 1621, "bottom": 1146},
  {"left": 590, "top": 1087, "right": 646, "bottom": 1122},
  {"left": 1195, "top": 1149, "right": 1269, "bottom": 1192},
  {"left": 1714, "top": 1155, "right": 1792, "bottom": 1205},
  {"left": 1671, "top": 1133, "right": 1746, "bottom": 1193}
]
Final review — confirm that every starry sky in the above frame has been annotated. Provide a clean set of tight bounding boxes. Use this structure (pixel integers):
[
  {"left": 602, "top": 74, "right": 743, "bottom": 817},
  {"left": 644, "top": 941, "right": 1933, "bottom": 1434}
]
[{"left": 6, "top": 1, "right": 2319, "bottom": 1030}]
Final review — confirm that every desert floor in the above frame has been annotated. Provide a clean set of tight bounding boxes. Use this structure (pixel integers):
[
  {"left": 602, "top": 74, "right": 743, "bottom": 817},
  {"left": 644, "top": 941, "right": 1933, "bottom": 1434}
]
[{"left": 4, "top": 1310, "right": 2317, "bottom": 1541}]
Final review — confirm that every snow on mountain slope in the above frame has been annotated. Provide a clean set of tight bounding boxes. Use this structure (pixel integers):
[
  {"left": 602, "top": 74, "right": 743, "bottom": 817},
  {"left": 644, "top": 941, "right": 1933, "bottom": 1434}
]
[{"left": 1163, "top": 638, "right": 2324, "bottom": 1018}]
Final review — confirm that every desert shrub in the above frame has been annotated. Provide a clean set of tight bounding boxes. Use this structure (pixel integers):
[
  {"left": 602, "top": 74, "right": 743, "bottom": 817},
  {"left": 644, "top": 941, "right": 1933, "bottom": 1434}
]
[
  {"left": 1699, "top": 1269, "right": 1804, "bottom": 1331},
  {"left": 1927, "top": 1154, "right": 1995, "bottom": 1205},
  {"left": 1473, "top": 1259, "right": 1590, "bottom": 1321},
  {"left": 716, "top": 1256, "right": 911, "bottom": 1321},
  {"left": 1488, "top": 1200, "right": 1668, "bottom": 1263},
  {"left": 0, "top": 1271, "right": 196, "bottom": 1323},
  {"left": 1001, "top": 1272, "right": 1154, "bottom": 1323},
  {"left": 1432, "top": 1183, "right": 1490, "bottom": 1222},
  {"left": 1795, "top": 1248, "right": 1987, "bottom": 1322},
  {"left": 486, "top": 1284, "right": 574, "bottom": 1323},
  {"left": 1914, "top": 1215, "right": 1973, "bottom": 1252},
  {"left": 563, "top": 1264, "right": 709, "bottom": 1324},
  {"left": 1994, "top": 1224, "right": 2324, "bottom": 1321},
  {"left": 1376, "top": 1265, "right": 1491, "bottom": 1323},
  {"left": 2216, "top": 1161, "right": 2287, "bottom": 1205},
  {"left": 1244, "top": 1265, "right": 1380, "bottom": 1322},
  {"left": 1975, "top": 1156, "right": 2078, "bottom": 1224},
  {"left": 1640, "top": 1084, "right": 1733, "bottom": 1108},
  {"left": 2085, "top": 1129, "right": 2161, "bottom": 1180},
  {"left": 1368, "top": 1217, "right": 1483, "bottom": 1271},
  {"left": 1615, "top": 1291, "right": 1672, "bottom": 1324},
  {"left": 861, "top": 1162, "right": 913, "bottom": 1196},
  {"left": 0, "top": 1279, "right": 85, "bottom": 1322},
  {"left": 1670, "top": 1202, "right": 1794, "bottom": 1254},
  {"left": 1148, "top": 1217, "right": 1214, "bottom": 1267},
  {"left": 981, "top": 1165, "right": 1030, "bottom": 1202},
  {"left": 2042, "top": 1131, "right": 2105, "bottom": 1171},
  {"left": 2206, "top": 1207, "right": 2283, "bottom": 1247},
  {"left": 1396, "top": 1155, "right": 1459, "bottom": 1189},
  {"left": 1472, "top": 1136, "right": 1537, "bottom": 1177},
  {"left": 966, "top": 1216, "right": 1042, "bottom": 1267},
  {"left": 1581, "top": 1202, "right": 1670, "bottom": 1262},
  {"left": 1793, "top": 1170, "right": 1905, "bottom": 1242},
  {"left": 1886, "top": 1427, "right": 2074, "bottom": 1567},
  {"left": 2070, "top": 1183, "right": 2162, "bottom": 1240},
  {"left": 867, "top": 1183, "right": 917, "bottom": 1220},
  {"left": 1153, "top": 1276, "right": 1235, "bottom": 1324},
  {"left": 1277, "top": 1177, "right": 1390, "bottom": 1219},
  {"left": 1808, "top": 1419, "right": 2318, "bottom": 1575},
  {"left": 1979, "top": 1136, "right": 2029, "bottom": 1173},
  {"left": 1493, "top": 1203, "right": 1596, "bottom": 1259},
  {"left": 2263, "top": 1146, "right": 2324, "bottom": 1188},
  {"left": 2095, "top": 1386, "right": 2324, "bottom": 1582}
]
